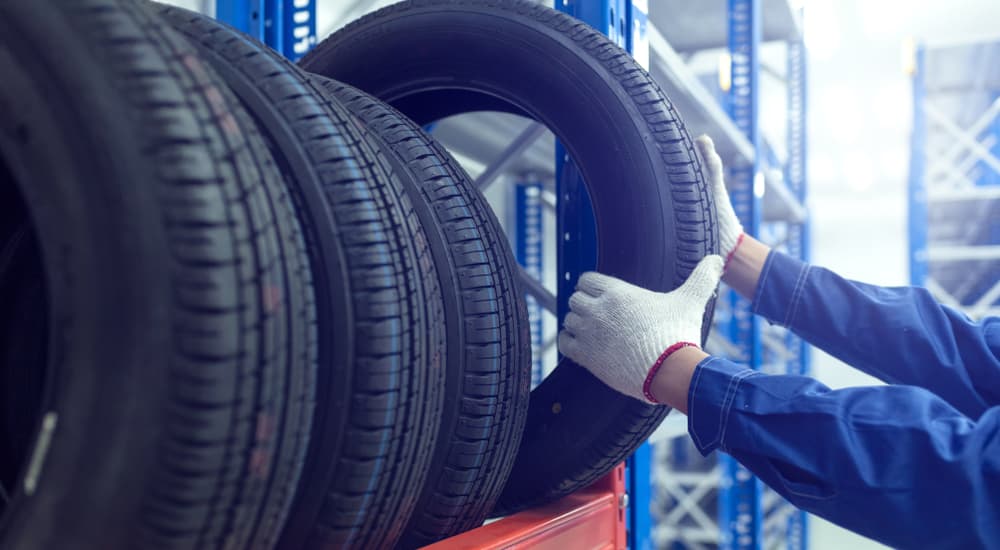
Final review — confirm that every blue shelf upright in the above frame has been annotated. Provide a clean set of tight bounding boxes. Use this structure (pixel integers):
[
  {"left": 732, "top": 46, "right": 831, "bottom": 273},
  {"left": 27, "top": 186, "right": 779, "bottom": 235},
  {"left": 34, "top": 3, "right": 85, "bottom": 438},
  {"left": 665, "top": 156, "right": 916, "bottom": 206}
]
[
  {"left": 216, "top": 0, "right": 316, "bottom": 61},
  {"left": 553, "top": 2, "right": 652, "bottom": 549},
  {"left": 718, "top": 2, "right": 764, "bottom": 548},
  {"left": 648, "top": 1, "right": 809, "bottom": 549},
  {"left": 511, "top": 178, "right": 546, "bottom": 386},
  {"left": 780, "top": 31, "right": 809, "bottom": 550}
]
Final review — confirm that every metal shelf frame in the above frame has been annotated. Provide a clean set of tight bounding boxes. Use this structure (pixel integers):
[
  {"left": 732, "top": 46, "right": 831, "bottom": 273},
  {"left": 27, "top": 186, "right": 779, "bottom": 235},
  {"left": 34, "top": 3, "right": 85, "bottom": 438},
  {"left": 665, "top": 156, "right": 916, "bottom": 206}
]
[
  {"left": 909, "top": 39, "right": 1000, "bottom": 319},
  {"left": 216, "top": 1, "right": 811, "bottom": 548},
  {"left": 652, "top": 1, "right": 809, "bottom": 549}
]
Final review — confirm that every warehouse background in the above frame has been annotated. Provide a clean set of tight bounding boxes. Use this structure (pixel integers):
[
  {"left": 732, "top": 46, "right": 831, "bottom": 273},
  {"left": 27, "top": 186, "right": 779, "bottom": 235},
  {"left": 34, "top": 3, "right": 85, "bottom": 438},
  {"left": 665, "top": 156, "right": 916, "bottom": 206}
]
[
  {"left": 155, "top": 1, "right": 1000, "bottom": 548},
  {"left": 802, "top": 2, "right": 1000, "bottom": 545}
]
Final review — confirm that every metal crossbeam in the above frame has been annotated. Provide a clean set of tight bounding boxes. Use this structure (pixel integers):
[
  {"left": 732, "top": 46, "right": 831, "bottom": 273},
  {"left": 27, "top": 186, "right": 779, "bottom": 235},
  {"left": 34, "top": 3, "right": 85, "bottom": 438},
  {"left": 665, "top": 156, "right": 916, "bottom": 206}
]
[
  {"left": 474, "top": 122, "right": 547, "bottom": 191},
  {"left": 925, "top": 277, "right": 965, "bottom": 310},
  {"left": 928, "top": 175, "right": 1000, "bottom": 200},
  {"left": 926, "top": 245, "right": 1000, "bottom": 261},
  {"left": 518, "top": 267, "right": 557, "bottom": 315},
  {"left": 658, "top": 472, "right": 722, "bottom": 534},
  {"left": 929, "top": 135, "right": 997, "bottom": 188},
  {"left": 925, "top": 102, "right": 1000, "bottom": 177},
  {"left": 927, "top": 96, "right": 1000, "bottom": 176},
  {"left": 930, "top": 276, "right": 1000, "bottom": 319},
  {"left": 970, "top": 279, "right": 1000, "bottom": 318}
]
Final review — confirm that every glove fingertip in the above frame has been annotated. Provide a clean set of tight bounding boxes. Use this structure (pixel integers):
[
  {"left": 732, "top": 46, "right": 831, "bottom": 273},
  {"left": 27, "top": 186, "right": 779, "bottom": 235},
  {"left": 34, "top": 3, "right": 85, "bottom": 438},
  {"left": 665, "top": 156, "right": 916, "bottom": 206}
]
[
  {"left": 694, "top": 134, "right": 714, "bottom": 154},
  {"left": 557, "top": 330, "right": 580, "bottom": 358},
  {"left": 683, "top": 255, "right": 724, "bottom": 302},
  {"left": 577, "top": 271, "right": 613, "bottom": 296}
]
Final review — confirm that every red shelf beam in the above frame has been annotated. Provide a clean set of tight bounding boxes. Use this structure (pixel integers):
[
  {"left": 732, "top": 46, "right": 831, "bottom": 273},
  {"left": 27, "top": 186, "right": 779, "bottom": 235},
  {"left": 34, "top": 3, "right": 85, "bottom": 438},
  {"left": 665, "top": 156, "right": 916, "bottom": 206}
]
[{"left": 422, "top": 464, "right": 627, "bottom": 550}]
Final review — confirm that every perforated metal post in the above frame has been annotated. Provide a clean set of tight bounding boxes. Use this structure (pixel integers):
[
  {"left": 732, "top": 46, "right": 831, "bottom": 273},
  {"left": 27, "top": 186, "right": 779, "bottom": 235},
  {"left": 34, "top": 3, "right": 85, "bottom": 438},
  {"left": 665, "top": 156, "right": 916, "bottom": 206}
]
[
  {"left": 719, "top": 1, "right": 763, "bottom": 548},
  {"left": 512, "top": 178, "right": 546, "bottom": 386},
  {"left": 782, "top": 31, "right": 809, "bottom": 550},
  {"left": 216, "top": 0, "right": 315, "bottom": 61},
  {"left": 216, "top": 0, "right": 265, "bottom": 38},
  {"left": 555, "top": 2, "right": 652, "bottom": 548}
]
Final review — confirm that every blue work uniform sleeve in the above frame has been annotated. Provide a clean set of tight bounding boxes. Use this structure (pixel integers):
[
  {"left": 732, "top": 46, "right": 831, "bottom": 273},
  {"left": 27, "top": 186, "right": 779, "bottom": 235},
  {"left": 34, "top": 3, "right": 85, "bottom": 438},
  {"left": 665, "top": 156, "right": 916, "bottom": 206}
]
[
  {"left": 752, "top": 251, "right": 1000, "bottom": 418},
  {"left": 688, "top": 356, "right": 1000, "bottom": 550}
]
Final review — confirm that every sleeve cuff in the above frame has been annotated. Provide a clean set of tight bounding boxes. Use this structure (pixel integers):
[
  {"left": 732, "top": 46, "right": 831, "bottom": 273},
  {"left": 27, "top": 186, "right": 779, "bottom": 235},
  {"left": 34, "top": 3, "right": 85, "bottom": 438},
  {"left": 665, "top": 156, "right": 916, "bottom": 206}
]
[
  {"left": 752, "top": 250, "right": 812, "bottom": 329},
  {"left": 687, "top": 356, "right": 760, "bottom": 455}
]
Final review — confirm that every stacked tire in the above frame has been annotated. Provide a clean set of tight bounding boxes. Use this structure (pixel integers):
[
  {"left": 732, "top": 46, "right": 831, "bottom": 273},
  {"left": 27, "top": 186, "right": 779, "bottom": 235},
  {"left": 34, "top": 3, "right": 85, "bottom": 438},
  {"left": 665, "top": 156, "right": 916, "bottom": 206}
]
[{"left": 0, "top": 1, "right": 716, "bottom": 549}]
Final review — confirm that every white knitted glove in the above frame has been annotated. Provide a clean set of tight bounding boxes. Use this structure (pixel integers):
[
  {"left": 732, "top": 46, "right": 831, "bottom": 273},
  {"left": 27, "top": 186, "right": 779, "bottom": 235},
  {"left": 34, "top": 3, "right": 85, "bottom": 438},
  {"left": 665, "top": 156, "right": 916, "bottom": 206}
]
[
  {"left": 558, "top": 255, "right": 724, "bottom": 403},
  {"left": 695, "top": 135, "right": 745, "bottom": 267}
]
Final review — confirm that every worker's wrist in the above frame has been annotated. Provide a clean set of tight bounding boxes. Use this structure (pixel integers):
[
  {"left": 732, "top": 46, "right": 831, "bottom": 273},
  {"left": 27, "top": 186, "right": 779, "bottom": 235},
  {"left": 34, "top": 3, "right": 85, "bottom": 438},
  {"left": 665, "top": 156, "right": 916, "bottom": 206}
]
[
  {"left": 723, "top": 232, "right": 746, "bottom": 269},
  {"left": 721, "top": 234, "right": 771, "bottom": 299},
  {"left": 647, "top": 345, "right": 709, "bottom": 412}
]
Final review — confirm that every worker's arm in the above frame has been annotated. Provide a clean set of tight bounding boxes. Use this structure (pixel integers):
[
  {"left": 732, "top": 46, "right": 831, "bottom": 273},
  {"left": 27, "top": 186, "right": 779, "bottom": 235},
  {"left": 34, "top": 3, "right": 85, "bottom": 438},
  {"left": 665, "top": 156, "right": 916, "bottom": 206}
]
[
  {"left": 660, "top": 352, "right": 1000, "bottom": 550},
  {"left": 558, "top": 258, "right": 1000, "bottom": 549},
  {"left": 746, "top": 242, "right": 1000, "bottom": 417},
  {"left": 697, "top": 135, "right": 1000, "bottom": 418}
]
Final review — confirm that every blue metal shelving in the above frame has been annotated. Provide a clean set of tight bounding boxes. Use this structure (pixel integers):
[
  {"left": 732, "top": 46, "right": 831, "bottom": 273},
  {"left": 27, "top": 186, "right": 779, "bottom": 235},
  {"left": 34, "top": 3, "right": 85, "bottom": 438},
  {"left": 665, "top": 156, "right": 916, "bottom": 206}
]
[
  {"left": 718, "top": 3, "right": 764, "bottom": 546},
  {"left": 649, "top": 1, "right": 809, "bottom": 549},
  {"left": 551, "top": 3, "right": 653, "bottom": 548},
  {"left": 909, "top": 39, "right": 1000, "bottom": 318}
]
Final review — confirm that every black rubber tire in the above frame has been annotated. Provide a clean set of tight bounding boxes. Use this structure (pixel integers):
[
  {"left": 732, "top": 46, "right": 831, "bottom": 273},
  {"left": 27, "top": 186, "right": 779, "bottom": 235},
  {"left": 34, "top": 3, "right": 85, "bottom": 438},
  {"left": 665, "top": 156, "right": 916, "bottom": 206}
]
[
  {"left": 154, "top": 5, "right": 448, "bottom": 549},
  {"left": 316, "top": 77, "right": 531, "bottom": 546},
  {"left": 0, "top": 195, "right": 45, "bottom": 502},
  {"left": 301, "top": 0, "right": 719, "bottom": 514},
  {"left": 0, "top": 1, "right": 316, "bottom": 548}
]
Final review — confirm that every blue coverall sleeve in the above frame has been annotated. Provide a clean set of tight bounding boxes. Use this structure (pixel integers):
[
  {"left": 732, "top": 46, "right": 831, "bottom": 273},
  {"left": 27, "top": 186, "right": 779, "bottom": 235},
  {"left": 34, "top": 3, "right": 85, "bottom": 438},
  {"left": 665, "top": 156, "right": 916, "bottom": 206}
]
[
  {"left": 688, "top": 357, "right": 1000, "bottom": 549},
  {"left": 751, "top": 251, "right": 1000, "bottom": 418}
]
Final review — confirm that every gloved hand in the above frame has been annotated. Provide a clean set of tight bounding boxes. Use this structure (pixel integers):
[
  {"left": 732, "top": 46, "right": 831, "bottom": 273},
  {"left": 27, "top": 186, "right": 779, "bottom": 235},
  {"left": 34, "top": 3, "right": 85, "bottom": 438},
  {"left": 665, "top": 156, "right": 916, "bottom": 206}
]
[
  {"left": 695, "top": 135, "right": 745, "bottom": 267},
  {"left": 558, "top": 255, "right": 724, "bottom": 403}
]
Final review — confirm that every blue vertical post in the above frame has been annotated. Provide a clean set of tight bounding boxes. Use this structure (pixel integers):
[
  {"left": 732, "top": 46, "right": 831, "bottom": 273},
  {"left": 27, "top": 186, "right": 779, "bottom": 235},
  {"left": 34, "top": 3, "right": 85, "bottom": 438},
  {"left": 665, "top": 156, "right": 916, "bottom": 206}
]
[
  {"left": 216, "top": 0, "right": 265, "bottom": 39},
  {"left": 269, "top": 0, "right": 317, "bottom": 61},
  {"left": 785, "top": 33, "right": 809, "bottom": 550},
  {"left": 512, "top": 179, "right": 546, "bottom": 386},
  {"left": 720, "top": 0, "right": 763, "bottom": 549},
  {"left": 909, "top": 46, "right": 928, "bottom": 287},
  {"left": 628, "top": 441, "right": 653, "bottom": 550},
  {"left": 555, "top": 2, "right": 650, "bottom": 549},
  {"left": 217, "top": 0, "right": 316, "bottom": 61},
  {"left": 625, "top": 2, "right": 652, "bottom": 547}
]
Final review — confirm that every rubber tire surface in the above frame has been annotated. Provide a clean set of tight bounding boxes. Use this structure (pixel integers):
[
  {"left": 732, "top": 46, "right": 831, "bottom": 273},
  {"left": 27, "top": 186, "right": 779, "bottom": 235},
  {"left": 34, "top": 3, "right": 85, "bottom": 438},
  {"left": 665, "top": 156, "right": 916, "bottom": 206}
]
[
  {"left": 155, "top": 6, "right": 448, "bottom": 549},
  {"left": 0, "top": 183, "right": 45, "bottom": 500},
  {"left": 317, "top": 77, "right": 531, "bottom": 546},
  {"left": 0, "top": 1, "right": 316, "bottom": 548},
  {"left": 301, "top": 0, "right": 719, "bottom": 514}
]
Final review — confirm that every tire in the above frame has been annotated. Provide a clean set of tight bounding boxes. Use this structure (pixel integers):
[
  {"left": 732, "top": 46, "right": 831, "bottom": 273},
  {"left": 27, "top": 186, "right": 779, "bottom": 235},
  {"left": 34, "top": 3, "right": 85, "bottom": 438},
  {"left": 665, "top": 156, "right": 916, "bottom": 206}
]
[
  {"left": 316, "top": 77, "right": 531, "bottom": 546},
  {"left": 0, "top": 197, "right": 45, "bottom": 502},
  {"left": 0, "top": 1, "right": 315, "bottom": 548},
  {"left": 301, "top": 0, "right": 719, "bottom": 514},
  {"left": 154, "top": 6, "right": 448, "bottom": 548}
]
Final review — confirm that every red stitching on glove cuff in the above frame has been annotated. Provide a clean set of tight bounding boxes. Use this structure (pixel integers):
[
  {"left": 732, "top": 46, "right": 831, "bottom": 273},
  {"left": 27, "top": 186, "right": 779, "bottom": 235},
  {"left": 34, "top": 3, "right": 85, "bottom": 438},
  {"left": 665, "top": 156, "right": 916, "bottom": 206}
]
[
  {"left": 724, "top": 232, "right": 746, "bottom": 271},
  {"left": 642, "top": 341, "right": 700, "bottom": 403}
]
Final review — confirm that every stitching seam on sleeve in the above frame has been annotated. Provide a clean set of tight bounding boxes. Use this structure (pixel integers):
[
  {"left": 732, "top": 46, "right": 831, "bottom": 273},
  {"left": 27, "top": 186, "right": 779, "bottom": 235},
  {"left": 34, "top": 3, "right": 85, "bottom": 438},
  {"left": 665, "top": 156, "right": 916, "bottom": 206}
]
[
  {"left": 752, "top": 253, "right": 777, "bottom": 314},
  {"left": 782, "top": 264, "right": 810, "bottom": 328},
  {"left": 687, "top": 357, "right": 714, "bottom": 449},
  {"left": 719, "top": 371, "right": 762, "bottom": 451}
]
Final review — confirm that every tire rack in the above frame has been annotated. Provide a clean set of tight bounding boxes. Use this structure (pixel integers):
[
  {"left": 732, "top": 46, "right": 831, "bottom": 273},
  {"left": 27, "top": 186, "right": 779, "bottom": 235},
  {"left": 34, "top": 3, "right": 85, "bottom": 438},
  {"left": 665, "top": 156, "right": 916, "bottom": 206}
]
[
  {"left": 215, "top": 1, "right": 632, "bottom": 548},
  {"left": 908, "top": 38, "right": 1000, "bottom": 320},
  {"left": 213, "top": 1, "right": 812, "bottom": 548}
]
